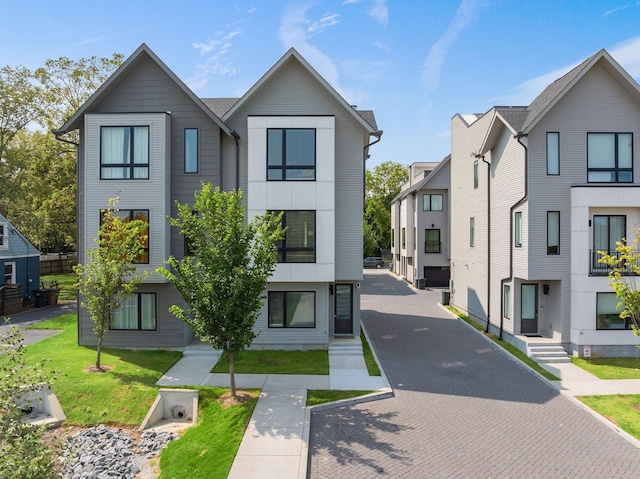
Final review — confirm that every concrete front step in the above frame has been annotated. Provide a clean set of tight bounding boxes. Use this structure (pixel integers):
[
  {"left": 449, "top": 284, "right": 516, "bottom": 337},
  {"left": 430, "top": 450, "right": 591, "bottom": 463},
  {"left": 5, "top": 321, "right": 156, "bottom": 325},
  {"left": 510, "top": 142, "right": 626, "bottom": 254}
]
[{"left": 528, "top": 345, "right": 571, "bottom": 364}]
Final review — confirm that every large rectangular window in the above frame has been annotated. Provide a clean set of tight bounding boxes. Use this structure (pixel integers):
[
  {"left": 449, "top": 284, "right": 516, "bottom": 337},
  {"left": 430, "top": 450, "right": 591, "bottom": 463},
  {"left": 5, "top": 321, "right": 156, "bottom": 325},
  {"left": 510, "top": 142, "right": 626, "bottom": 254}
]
[
  {"left": 587, "top": 133, "right": 633, "bottom": 183},
  {"left": 401, "top": 228, "right": 406, "bottom": 249},
  {"left": 547, "top": 132, "right": 560, "bottom": 175},
  {"left": 593, "top": 215, "right": 625, "bottom": 255},
  {"left": 100, "top": 126, "right": 149, "bottom": 179},
  {"left": 469, "top": 218, "right": 475, "bottom": 247},
  {"left": 268, "top": 291, "right": 315, "bottom": 328},
  {"left": 267, "top": 129, "right": 316, "bottom": 180},
  {"left": 547, "top": 211, "right": 560, "bottom": 255},
  {"left": 101, "top": 209, "right": 149, "bottom": 264},
  {"left": 184, "top": 128, "right": 198, "bottom": 173},
  {"left": 274, "top": 211, "right": 315, "bottom": 263},
  {"left": 0, "top": 223, "right": 7, "bottom": 250},
  {"left": 111, "top": 293, "right": 156, "bottom": 330},
  {"left": 425, "top": 229, "right": 440, "bottom": 253},
  {"left": 423, "top": 194, "right": 443, "bottom": 211},
  {"left": 596, "top": 292, "right": 629, "bottom": 330},
  {"left": 515, "top": 211, "right": 522, "bottom": 247},
  {"left": 503, "top": 284, "right": 511, "bottom": 319}
]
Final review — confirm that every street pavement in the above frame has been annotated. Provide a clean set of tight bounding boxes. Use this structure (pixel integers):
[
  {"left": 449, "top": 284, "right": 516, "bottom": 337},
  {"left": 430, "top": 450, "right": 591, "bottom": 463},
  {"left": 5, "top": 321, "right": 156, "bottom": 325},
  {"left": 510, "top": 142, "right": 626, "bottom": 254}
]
[
  {"left": 1, "top": 302, "right": 75, "bottom": 345},
  {"left": 308, "top": 270, "right": 640, "bottom": 478}
]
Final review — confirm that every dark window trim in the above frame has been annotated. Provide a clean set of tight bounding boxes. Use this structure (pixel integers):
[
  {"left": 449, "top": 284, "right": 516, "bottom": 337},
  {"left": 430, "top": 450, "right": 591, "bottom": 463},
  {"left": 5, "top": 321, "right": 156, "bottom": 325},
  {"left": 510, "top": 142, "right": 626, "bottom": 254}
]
[
  {"left": 503, "top": 284, "right": 510, "bottom": 319},
  {"left": 473, "top": 160, "right": 478, "bottom": 189},
  {"left": 515, "top": 211, "right": 522, "bottom": 248},
  {"left": 423, "top": 193, "right": 444, "bottom": 211},
  {"left": 587, "top": 132, "right": 633, "bottom": 183},
  {"left": 109, "top": 292, "right": 157, "bottom": 331},
  {"left": 268, "top": 291, "right": 316, "bottom": 328},
  {"left": 595, "top": 291, "right": 631, "bottom": 330},
  {"left": 401, "top": 227, "right": 406, "bottom": 249},
  {"left": 547, "top": 211, "right": 560, "bottom": 255},
  {"left": 99, "top": 208, "right": 150, "bottom": 264},
  {"left": 425, "top": 228, "right": 441, "bottom": 253},
  {"left": 470, "top": 217, "right": 475, "bottom": 247},
  {"left": 184, "top": 128, "right": 199, "bottom": 174},
  {"left": 266, "top": 128, "right": 316, "bottom": 181},
  {"left": 593, "top": 214, "right": 626, "bottom": 254},
  {"left": 546, "top": 131, "right": 560, "bottom": 175},
  {"left": 99, "top": 125, "right": 150, "bottom": 180},
  {"left": 272, "top": 210, "right": 316, "bottom": 263}
]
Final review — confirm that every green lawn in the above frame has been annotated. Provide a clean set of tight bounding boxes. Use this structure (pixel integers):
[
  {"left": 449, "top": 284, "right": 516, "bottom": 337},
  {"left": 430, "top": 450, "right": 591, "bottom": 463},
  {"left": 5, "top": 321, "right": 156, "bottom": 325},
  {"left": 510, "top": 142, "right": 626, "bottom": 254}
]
[
  {"left": 306, "top": 389, "right": 374, "bottom": 406},
  {"left": 446, "top": 306, "right": 559, "bottom": 381},
  {"left": 572, "top": 356, "right": 640, "bottom": 379},
  {"left": 40, "top": 273, "right": 77, "bottom": 302},
  {"left": 212, "top": 348, "right": 329, "bottom": 375},
  {"left": 25, "top": 314, "right": 182, "bottom": 425},
  {"left": 361, "top": 330, "right": 381, "bottom": 376},
  {"left": 577, "top": 394, "right": 640, "bottom": 440}
]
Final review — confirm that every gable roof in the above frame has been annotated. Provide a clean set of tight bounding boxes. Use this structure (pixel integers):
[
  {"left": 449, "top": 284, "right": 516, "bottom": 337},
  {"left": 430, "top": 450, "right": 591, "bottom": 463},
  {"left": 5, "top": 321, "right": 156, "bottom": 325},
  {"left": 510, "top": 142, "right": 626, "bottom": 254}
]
[
  {"left": 392, "top": 155, "right": 451, "bottom": 203},
  {"left": 0, "top": 213, "right": 40, "bottom": 257},
  {"left": 221, "top": 48, "right": 379, "bottom": 134},
  {"left": 54, "top": 43, "right": 233, "bottom": 137}
]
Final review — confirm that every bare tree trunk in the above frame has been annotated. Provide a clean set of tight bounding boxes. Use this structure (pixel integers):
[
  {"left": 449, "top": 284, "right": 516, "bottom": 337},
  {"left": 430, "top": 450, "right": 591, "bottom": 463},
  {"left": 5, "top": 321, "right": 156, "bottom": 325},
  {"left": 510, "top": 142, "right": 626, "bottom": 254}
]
[
  {"left": 228, "top": 351, "right": 236, "bottom": 397},
  {"left": 96, "top": 340, "right": 102, "bottom": 371}
]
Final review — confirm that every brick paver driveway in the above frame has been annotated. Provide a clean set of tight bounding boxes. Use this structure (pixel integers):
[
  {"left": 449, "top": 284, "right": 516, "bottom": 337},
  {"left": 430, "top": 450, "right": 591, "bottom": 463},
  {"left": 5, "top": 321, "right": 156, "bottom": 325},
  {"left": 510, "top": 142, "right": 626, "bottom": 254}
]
[{"left": 308, "top": 270, "right": 640, "bottom": 478}]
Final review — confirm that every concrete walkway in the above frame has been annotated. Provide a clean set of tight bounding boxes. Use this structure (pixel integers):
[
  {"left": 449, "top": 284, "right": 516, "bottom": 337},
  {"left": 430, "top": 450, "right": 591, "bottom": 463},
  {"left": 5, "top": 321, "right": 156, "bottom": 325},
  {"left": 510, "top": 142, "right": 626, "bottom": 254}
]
[{"left": 156, "top": 335, "right": 390, "bottom": 479}]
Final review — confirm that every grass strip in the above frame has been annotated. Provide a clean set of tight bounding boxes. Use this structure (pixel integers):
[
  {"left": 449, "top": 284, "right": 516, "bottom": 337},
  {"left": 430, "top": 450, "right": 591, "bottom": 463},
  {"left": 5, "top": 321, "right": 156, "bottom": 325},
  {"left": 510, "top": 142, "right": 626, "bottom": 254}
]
[
  {"left": 159, "top": 388, "right": 258, "bottom": 479},
  {"left": 24, "top": 313, "right": 182, "bottom": 425},
  {"left": 577, "top": 394, "right": 640, "bottom": 441},
  {"left": 360, "top": 330, "right": 381, "bottom": 376},
  {"left": 212, "top": 348, "right": 329, "bottom": 375},
  {"left": 572, "top": 357, "right": 640, "bottom": 379},
  {"left": 306, "top": 389, "right": 374, "bottom": 407},
  {"left": 446, "top": 306, "right": 559, "bottom": 381}
]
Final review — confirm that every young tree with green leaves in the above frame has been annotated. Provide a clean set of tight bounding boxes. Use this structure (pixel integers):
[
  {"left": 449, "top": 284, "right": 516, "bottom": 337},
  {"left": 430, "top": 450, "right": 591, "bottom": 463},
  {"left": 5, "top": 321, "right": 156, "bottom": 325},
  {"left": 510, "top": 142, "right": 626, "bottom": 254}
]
[
  {"left": 598, "top": 230, "right": 640, "bottom": 342},
  {"left": 74, "top": 198, "right": 149, "bottom": 370},
  {"left": 0, "top": 325, "right": 56, "bottom": 478},
  {"left": 158, "top": 184, "right": 284, "bottom": 397}
]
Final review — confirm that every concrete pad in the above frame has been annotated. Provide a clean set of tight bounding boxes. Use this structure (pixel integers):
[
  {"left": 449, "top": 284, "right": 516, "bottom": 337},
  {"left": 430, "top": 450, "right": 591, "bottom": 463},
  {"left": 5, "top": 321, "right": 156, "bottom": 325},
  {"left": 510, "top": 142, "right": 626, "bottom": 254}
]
[
  {"left": 330, "top": 375, "right": 388, "bottom": 391},
  {"left": 156, "top": 373, "right": 208, "bottom": 387},
  {"left": 250, "top": 405, "right": 306, "bottom": 428},
  {"left": 553, "top": 378, "right": 640, "bottom": 396},
  {"left": 199, "top": 373, "right": 267, "bottom": 388},
  {"left": 329, "top": 367, "right": 371, "bottom": 377},
  {"left": 228, "top": 455, "right": 301, "bottom": 479},
  {"left": 540, "top": 362, "right": 599, "bottom": 381},
  {"left": 329, "top": 356, "right": 368, "bottom": 369},
  {"left": 236, "top": 426, "right": 304, "bottom": 455},
  {"left": 263, "top": 374, "right": 329, "bottom": 390},
  {"left": 258, "top": 389, "right": 307, "bottom": 407}
]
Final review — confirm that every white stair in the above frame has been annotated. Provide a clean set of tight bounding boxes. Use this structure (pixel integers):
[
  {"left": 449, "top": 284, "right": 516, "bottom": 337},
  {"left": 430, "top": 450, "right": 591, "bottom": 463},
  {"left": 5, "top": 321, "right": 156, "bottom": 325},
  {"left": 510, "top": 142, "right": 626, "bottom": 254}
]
[{"left": 528, "top": 344, "right": 571, "bottom": 364}]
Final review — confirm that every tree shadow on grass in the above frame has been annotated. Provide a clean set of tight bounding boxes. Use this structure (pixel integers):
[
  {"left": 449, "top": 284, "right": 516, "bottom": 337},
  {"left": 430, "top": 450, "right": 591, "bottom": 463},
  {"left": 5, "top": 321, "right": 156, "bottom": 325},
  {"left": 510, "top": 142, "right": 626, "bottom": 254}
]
[{"left": 309, "top": 404, "right": 413, "bottom": 475}]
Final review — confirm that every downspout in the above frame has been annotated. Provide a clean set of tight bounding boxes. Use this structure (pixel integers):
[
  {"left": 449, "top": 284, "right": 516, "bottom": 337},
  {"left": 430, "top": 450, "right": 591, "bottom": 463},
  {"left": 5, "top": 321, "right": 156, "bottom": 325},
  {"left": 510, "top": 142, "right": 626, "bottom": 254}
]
[
  {"left": 476, "top": 154, "right": 491, "bottom": 333},
  {"left": 231, "top": 130, "right": 241, "bottom": 191},
  {"left": 363, "top": 130, "right": 383, "bottom": 199},
  {"left": 499, "top": 132, "right": 528, "bottom": 340}
]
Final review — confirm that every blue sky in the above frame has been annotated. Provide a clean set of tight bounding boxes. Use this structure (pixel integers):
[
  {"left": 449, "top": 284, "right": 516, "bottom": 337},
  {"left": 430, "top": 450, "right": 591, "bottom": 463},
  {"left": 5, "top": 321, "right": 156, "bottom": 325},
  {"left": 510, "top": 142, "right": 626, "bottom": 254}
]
[{"left": 3, "top": 0, "right": 640, "bottom": 168}]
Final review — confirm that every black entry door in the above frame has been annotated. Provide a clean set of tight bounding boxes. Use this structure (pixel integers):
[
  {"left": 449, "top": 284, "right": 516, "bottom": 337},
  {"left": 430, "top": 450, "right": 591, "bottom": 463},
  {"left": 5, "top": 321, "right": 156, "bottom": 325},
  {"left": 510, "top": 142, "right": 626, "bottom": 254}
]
[
  {"left": 521, "top": 284, "right": 538, "bottom": 334},
  {"left": 334, "top": 284, "right": 353, "bottom": 335}
]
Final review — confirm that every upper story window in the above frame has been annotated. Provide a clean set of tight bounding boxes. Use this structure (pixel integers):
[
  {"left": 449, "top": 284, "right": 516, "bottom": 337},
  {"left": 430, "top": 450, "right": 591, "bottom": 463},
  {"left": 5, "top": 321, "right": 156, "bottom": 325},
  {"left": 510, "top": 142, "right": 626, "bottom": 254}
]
[
  {"left": 473, "top": 160, "right": 479, "bottom": 189},
  {"left": 547, "top": 211, "right": 560, "bottom": 255},
  {"left": 547, "top": 132, "right": 560, "bottom": 175},
  {"left": 423, "top": 194, "right": 443, "bottom": 211},
  {"left": 100, "top": 209, "right": 150, "bottom": 264},
  {"left": 274, "top": 210, "right": 315, "bottom": 263},
  {"left": 0, "top": 223, "right": 7, "bottom": 250},
  {"left": 184, "top": 128, "right": 198, "bottom": 173},
  {"left": 425, "top": 229, "right": 440, "bottom": 253},
  {"left": 267, "top": 128, "right": 316, "bottom": 181},
  {"left": 469, "top": 218, "right": 475, "bottom": 247},
  {"left": 401, "top": 227, "right": 406, "bottom": 249},
  {"left": 587, "top": 133, "right": 632, "bottom": 183},
  {"left": 515, "top": 211, "right": 522, "bottom": 247},
  {"left": 100, "top": 126, "right": 149, "bottom": 179},
  {"left": 391, "top": 228, "right": 395, "bottom": 248},
  {"left": 503, "top": 284, "right": 510, "bottom": 319}
]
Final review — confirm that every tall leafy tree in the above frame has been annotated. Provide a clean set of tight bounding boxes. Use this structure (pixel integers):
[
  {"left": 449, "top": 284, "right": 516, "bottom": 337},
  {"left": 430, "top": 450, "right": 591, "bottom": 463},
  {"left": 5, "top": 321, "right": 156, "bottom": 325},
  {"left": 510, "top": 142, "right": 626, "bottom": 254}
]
[
  {"left": 158, "top": 184, "right": 284, "bottom": 397},
  {"left": 364, "top": 161, "right": 408, "bottom": 253},
  {"left": 74, "top": 198, "right": 149, "bottom": 370},
  {"left": 598, "top": 231, "right": 640, "bottom": 342}
]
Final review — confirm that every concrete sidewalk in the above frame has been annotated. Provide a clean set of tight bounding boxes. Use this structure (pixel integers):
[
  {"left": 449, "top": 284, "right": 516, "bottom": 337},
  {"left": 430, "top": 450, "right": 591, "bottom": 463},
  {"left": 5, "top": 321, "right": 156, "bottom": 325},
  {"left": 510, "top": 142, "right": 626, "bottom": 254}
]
[
  {"left": 156, "top": 334, "right": 391, "bottom": 479},
  {"left": 542, "top": 361, "right": 640, "bottom": 396}
]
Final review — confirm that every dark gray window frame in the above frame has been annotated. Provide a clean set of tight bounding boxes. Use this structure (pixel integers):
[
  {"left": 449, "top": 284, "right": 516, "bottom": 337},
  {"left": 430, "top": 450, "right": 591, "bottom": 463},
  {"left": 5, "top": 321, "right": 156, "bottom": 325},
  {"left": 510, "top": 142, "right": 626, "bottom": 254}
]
[
  {"left": 99, "top": 208, "right": 150, "bottom": 264},
  {"left": 267, "top": 128, "right": 316, "bottom": 181},
  {"left": 100, "top": 125, "right": 150, "bottom": 180},
  {"left": 547, "top": 132, "right": 560, "bottom": 175},
  {"left": 268, "top": 291, "right": 316, "bottom": 328},
  {"left": 547, "top": 211, "right": 560, "bottom": 255},
  {"left": 425, "top": 228, "right": 441, "bottom": 253},
  {"left": 587, "top": 132, "right": 633, "bottom": 183},
  {"left": 473, "top": 160, "right": 479, "bottom": 189},
  {"left": 109, "top": 292, "right": 157, "bottom": 331},
  {"left": 423, "top": 194, "right": 444, "bottom": 211},
  {"left": 595, "top": 292, "right": 630, "bottom": 330},
  {"left": 184, "top": 128, "right": 199, "bottom": 173},
  {"left": 272, "top": 210, "right": 316, "bottom": 263},
  {"left": 515, "top": 211, "right": 522, "bottom": 247}
]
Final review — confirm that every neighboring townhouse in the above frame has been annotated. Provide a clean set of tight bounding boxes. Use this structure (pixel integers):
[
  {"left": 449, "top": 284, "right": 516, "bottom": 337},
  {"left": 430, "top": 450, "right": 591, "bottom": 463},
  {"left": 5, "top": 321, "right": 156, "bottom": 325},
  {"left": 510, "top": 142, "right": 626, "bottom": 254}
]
[
  {"left": 0, "top": 213, "right": 40, "bottom": 305},
  {"left": 54, "top": 44, "right": 381, "bottom": 350},
  {"left": 391, "top": 158, "right": 450, "bottom": 287},
  {"left": 450, "top": 49, "right": 640, "bottom": 358}
]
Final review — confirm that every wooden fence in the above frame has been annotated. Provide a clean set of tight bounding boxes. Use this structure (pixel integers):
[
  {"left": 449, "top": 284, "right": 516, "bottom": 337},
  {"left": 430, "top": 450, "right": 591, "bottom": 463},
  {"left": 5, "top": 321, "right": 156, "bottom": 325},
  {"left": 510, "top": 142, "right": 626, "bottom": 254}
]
[{"left": 40, "top": 254, "right": 77, "bottom": 275}]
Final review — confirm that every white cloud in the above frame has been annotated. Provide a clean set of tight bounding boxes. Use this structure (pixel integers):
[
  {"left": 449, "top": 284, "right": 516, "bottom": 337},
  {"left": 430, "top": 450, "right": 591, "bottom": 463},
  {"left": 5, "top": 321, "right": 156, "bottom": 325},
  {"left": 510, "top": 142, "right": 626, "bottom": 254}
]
[
  {"left": 421, "top": 0, "right": 487, "bottom": 95},
  {"left": 489, "top": 35, "right": 640, "bottom": 107},
  {"left": 278, "top": 3, "right": 341, "bottom": 90},
  {"left": 307, "top": 13, "right": 341, "bottom": 37},
  {"left": 602, "top": 4, "right": 630, "bottom": 17},
  {"left": 188, "top": 29, "right": 242, "bottom": 91},
  {"left": 368, "top": 0, "right": 388, "bottom": 26},
  {"left": 342, "top": 0, "right": 365, "bottom": 4}
]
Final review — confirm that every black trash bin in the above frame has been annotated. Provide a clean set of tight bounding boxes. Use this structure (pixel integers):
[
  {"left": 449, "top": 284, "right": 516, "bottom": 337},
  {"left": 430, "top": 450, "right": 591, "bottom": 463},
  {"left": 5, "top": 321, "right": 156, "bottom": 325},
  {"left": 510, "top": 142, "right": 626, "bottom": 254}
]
[
  {"left": 34, "top": 289, "right": 49, "bottom": 308},
  {"left": 441, "top": 290, "right": 450, "bottom": 305}
]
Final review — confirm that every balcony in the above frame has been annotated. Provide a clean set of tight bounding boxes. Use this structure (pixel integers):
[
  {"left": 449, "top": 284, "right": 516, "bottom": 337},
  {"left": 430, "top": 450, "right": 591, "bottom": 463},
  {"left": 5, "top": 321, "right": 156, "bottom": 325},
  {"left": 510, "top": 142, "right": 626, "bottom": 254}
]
[{"left": 589, "top": 250, "right": 639, "bottom": 276}]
